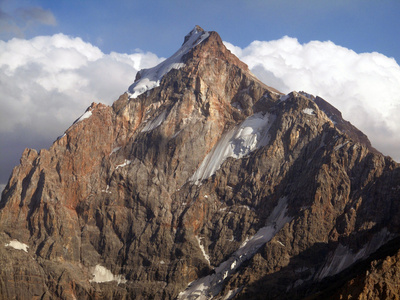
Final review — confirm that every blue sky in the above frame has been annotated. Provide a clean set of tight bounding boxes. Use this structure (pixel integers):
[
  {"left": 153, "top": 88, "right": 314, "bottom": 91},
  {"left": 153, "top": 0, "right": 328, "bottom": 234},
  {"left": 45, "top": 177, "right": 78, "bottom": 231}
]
[
  {"left": 2, "top": 0, "right": 400, "bottom": 61},
  {"left": 1, "top": 0, "right": 400, "bottom": 190}
]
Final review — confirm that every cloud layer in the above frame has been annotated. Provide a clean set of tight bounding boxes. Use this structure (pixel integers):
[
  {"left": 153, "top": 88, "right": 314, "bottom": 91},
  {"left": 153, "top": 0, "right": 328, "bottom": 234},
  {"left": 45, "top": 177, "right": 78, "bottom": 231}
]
[
  {"left": 1, "top": 34, "right": 400, "bottom": 191},
  {"left": 225, "top": 37, "right": 400, "bottom": 161}
]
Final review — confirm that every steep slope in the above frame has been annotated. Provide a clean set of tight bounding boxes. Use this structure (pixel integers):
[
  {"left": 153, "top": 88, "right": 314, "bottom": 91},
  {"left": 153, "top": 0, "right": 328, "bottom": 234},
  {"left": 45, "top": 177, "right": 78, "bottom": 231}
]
[{"left": 1, "top": 26, "right": 399, "bottom": 300}]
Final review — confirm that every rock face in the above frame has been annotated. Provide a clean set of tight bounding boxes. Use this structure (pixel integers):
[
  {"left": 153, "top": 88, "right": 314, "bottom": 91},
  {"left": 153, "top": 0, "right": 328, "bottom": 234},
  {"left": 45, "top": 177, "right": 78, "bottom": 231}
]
[{"left": 1, "top": 26, "right": 400, "bottom": 299}]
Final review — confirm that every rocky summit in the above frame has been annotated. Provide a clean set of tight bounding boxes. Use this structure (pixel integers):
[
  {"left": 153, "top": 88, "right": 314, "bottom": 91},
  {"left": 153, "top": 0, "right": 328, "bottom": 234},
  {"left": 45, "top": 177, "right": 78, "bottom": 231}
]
[{"left": 1, "top": 26, "right": 400, "bottom": 300}]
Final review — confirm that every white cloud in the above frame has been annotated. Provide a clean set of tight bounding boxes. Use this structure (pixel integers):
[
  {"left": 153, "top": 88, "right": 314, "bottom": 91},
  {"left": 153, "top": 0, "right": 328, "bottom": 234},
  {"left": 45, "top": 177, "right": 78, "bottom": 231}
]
[
  {"left": 225, "top": 37, "right": 400, "bottom": 161},
  {"left": 0, "top": 33, "right": 163, "bottom": 185},
  {"left": 0, "top": 33, "right": 399, "bottom": 189},
  {"left": 0, "top": 34, "right": 163, "bottom": 133}
]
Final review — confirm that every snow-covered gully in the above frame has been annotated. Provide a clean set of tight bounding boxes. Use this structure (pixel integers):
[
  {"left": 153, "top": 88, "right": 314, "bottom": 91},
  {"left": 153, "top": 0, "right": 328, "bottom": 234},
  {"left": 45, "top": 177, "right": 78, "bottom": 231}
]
[{"left": 178, "top": 197, "right": 291, "bottom": 299}]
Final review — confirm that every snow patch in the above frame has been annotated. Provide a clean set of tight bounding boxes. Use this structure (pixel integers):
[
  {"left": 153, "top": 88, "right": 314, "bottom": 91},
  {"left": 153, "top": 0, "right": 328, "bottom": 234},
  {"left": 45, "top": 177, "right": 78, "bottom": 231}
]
[
  {"left": 302, "top": 108, "right": 315, "bottom": 115},
  {"left": 178, "top": 197, "right": 291, "bottom": 299},
  {"left": 73, "top": 110, "right": 92, "bottom": 124},
  {"left": 115, "top": 159, "right": 131, "bottom": 169},
  {"left": 195, "top": 236, "right": 210, "bottom": 265},
  {"left": 222, "top": 287, "right": 243, "bottom": 300},
  {"left": 101, "top": 185, "right": 111, "bottom": 194},
  {"left": 232, "top": 102, "right": 243, "bottom": 111},
  {"left": 56, "top": 133, "right": 66, "bottom": 140},
  {"left": 128, "top": 27, "right": 209, "bottom": 98},
  {"left": 5, "top": 240, "right": 29, "bottom": 252},
  {"left": 299, "top": 91, "right": 315, "bottom": 100},
  {"left": 277, "top": 240, "right": 285, "bottom": 247},
  {"left": 190, "top": 112, "right": 275, "bottom": 184},
  {"left": 239, "top": 236, "right": 250, "bottom": 249},
  {"left": 237, "top": 205, "right": 252, "bottom": 211},
  {"left": 90, "top": 265, "right": 127, "bottom": 284}
]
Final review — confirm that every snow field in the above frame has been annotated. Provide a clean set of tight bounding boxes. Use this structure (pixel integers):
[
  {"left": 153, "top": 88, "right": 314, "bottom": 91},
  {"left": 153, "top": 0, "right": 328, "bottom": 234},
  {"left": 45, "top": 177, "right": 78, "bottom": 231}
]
[{"left": 190, "top": 112, "right": 275, "bottom": 184}]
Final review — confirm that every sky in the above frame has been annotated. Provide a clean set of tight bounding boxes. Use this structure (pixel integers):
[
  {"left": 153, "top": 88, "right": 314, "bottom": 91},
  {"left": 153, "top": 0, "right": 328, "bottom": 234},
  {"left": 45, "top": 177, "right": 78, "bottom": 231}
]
[{"left": 1, "top": 0, "right": 400, "bottom": 192}]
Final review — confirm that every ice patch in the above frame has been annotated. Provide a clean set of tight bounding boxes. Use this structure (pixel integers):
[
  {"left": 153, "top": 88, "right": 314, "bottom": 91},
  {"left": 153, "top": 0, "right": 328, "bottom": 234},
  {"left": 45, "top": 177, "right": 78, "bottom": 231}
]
[
  {"left": 128, "top": 27, "right": 210, "bottom": 98},
  {"left": 90, "top": 264, "right": 127, "bottom": 284},
  {"left": 280, "top": 94, "right": 291, "bottom": 101},
  {"left": 5, "top": 240, "right": 29, "bottom": 252},
  {"left": 141, "top": 109, "right": 167, "bottom": 132},
  {"left": 172, "top": 129, "right": 182, "bottom": 139},
  {"left": 302, "top": 108, "right": 315, "bottom": 115},
  {"left": 316, "top": 227, "right": 392, "bottom": 280},
  {"left": 334, "top": 140, "right": 349, "bottom": 151},
  {"left": 190, "top": 112, "right": 275, "bottom": 184},
  {"left": 317, "top": 244, "right": 367, "bottom": 280},
  {"left": 178, "top": 197, "right": 291, "bottom": 299},
  {"left": 110, "top": 147, "right": 121, "bottom": 156}
]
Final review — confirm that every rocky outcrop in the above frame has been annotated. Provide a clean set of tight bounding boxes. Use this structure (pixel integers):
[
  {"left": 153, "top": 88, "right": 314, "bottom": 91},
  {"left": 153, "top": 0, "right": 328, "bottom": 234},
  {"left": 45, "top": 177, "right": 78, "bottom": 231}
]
[{"left": 0, "top": 26, "right": 399, "bottom": 299}]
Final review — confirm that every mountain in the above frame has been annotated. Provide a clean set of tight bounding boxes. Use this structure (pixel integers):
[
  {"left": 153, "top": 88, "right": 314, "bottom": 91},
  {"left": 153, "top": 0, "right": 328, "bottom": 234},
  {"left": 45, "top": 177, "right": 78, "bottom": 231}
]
[{"left": 1, "top": 26, "right": 400, "bottom": 300}]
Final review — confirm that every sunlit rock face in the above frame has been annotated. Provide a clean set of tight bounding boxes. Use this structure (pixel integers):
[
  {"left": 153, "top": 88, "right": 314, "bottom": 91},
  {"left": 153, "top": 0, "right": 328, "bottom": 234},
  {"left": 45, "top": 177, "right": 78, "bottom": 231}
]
[{"left": 0, "top": 26, "right": 400, "bottom": 300}]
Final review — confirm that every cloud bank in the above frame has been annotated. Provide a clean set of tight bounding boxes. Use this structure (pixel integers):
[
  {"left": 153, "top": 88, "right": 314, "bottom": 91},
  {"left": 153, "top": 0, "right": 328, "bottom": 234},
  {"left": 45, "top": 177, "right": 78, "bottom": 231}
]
[
  {"left": 0, "top": 34, "right": 163, "bottom": 186},
  {"left": 225, "top": 37, "right": 400, "bottom": 161},
  {"left": 1, "top": 34, "right": 400, "bottom": 192}
]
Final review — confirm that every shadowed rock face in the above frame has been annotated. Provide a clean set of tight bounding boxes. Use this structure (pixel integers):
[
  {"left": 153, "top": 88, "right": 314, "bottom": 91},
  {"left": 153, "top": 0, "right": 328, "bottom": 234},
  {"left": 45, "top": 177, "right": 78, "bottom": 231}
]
[{"left": 0, "top": 26, "right": 399, "bottom": 300}]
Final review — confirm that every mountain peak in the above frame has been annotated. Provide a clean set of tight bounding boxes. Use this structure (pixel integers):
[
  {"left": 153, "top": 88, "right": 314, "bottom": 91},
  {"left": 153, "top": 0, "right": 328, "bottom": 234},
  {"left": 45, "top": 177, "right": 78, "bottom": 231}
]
[
  {"left": 2, "top": 25, "right": 399, "bottom": 300},
  {"left": 127, "top": 26, "right": 262, "bottom": 99},
  {"left": 127, "top": 26, "right": 210, "bottom": 99},
  {"left": 183, "top": 25, "right": 205, "bottom": 45}
]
